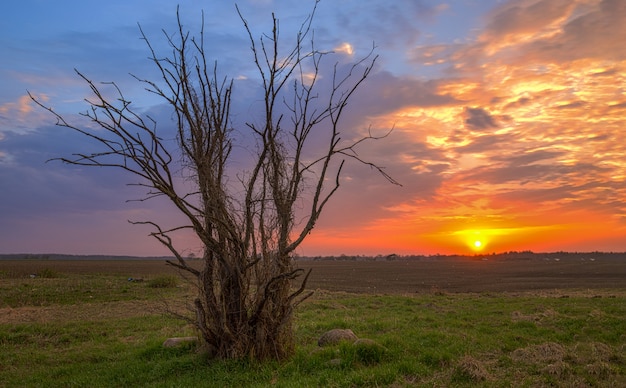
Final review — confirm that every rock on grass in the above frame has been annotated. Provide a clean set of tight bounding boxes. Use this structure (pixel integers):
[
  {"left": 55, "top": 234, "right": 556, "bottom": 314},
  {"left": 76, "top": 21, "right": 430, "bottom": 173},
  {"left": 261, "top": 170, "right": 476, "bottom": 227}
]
[{"left": 318, "top": 329, "right": 358, "bottom": 347}]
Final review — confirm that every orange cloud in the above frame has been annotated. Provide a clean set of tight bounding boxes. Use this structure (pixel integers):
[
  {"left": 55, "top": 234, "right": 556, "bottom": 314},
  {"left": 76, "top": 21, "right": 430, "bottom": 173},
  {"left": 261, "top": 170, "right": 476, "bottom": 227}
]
[
  {"left": 305, "top": 0, "right": 626, "bottom": 255},
  {"left": 0, "top": 93, "right": 50, "bottom": 131},
  {"left": 334, "top": 42, "right": 354, "bottom": 56}
]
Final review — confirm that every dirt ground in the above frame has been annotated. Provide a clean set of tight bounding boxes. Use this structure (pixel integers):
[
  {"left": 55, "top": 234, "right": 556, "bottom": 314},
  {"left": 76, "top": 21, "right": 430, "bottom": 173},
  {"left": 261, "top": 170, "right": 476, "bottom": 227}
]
[
  {"left": 2, "top": 253, "right": 626, "bottom": 295},
  {"left": 296, "top": 256, "right": 626, "bottom": 294}
]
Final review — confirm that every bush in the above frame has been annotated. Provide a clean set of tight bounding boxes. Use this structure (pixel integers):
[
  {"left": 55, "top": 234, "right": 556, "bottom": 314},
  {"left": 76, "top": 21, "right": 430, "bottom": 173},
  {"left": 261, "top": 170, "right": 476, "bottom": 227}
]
[
  {"left": 37, "top": 268, "right": 61, "bottom": 278},
  {"left": 147, "top": 275, "right": 178, "bottom": 288}
]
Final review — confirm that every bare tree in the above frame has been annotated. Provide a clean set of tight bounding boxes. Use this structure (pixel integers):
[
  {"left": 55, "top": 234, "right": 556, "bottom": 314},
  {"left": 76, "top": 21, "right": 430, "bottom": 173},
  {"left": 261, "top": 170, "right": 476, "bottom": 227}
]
[{"left": 31, "top": 3, "right": 397, "bottom": 360}]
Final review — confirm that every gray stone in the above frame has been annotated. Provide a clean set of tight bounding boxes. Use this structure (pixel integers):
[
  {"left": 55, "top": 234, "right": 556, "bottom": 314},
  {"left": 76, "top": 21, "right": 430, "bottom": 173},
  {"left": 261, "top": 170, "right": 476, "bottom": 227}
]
[{"left": 318, "top": 329, "right": 358, "bottom": 347}]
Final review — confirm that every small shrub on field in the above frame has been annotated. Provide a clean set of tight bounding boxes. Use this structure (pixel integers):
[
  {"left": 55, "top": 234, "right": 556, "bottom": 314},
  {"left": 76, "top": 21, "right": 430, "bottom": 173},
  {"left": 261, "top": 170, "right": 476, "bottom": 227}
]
[
  {"left": 147, "top": 275, "right": 178, "bottom": 288},
  {"left": 37, "top": 268, "right": 62, "bottom": 278}
]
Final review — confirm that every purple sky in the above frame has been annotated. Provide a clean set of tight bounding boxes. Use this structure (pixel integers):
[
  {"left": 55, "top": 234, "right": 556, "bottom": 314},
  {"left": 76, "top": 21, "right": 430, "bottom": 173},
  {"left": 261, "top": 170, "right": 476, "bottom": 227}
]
[{"left": 2, "top": 0, "right": 625, "bottom": 256}]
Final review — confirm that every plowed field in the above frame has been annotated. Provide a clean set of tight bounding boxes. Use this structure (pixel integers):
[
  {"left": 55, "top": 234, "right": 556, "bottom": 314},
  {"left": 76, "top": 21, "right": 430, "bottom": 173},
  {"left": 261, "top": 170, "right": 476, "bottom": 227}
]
[{"left": 2, "top": 254, "right": 625, "bottom": 294}]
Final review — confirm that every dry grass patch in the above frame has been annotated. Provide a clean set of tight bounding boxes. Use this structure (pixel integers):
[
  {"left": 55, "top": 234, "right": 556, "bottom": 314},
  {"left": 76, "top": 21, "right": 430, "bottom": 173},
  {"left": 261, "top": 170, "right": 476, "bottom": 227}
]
[
  {"left": 453, "top": 355, "right": 492, "bottom": 382},
  {"left": 511, "top": 308, "right": 559, "bottom": 323},
  {"left": 572, "top": 341, "right": 615, "bottom": 363},
  {"left": 511, "top": 342, "right": 566, "bottom": 364},
  {"left": 509, "top": 341, "right": 624, "bottom": 385}
]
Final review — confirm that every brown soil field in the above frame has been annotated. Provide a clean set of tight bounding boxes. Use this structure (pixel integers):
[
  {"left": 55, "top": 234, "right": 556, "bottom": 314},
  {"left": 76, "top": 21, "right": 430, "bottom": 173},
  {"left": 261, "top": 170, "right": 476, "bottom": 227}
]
[
  {"left": 2, "top": 254, "right": 626, "bottom": 295},
  {"left": 296, "top": 257, "right": 626, "bottom": 294}
]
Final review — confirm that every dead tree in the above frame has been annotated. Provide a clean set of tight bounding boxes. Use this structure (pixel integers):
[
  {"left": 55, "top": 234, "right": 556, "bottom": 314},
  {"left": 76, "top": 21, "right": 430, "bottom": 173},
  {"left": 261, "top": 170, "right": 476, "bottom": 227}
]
[{"left": 31, "top": 3, "right": 397, "bottom": 360}]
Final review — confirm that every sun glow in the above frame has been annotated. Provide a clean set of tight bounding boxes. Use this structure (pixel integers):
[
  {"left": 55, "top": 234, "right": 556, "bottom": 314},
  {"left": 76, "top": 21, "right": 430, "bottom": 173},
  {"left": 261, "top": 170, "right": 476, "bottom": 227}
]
[
  {"left": 451, "top": 229, "right": 493, "bottom": 253},
  {"left": 470, "top": 237, "right": 486, "bottom": 252}
]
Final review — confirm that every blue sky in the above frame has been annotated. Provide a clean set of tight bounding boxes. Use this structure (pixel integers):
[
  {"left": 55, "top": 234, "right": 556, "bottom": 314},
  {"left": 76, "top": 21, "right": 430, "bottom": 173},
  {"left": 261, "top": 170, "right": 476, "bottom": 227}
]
[{"left": 2, "top": 0, "right": 626, "bottom": 256}]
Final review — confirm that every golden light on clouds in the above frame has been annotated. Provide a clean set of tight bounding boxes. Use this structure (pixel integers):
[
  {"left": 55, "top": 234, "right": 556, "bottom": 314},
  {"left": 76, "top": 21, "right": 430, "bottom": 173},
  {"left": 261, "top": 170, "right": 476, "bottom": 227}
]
[
  {"left": 0, "top": 94, "right": 37, "bottom": 117},
  {"left": 334, "top": 42, "right": 354, "bottom": 56},
  {"left": 0, "top": 93, "right": 52, "bottom": 131},
  {"left": 325, "top": 1, "right": 626, "bottom": 254}
]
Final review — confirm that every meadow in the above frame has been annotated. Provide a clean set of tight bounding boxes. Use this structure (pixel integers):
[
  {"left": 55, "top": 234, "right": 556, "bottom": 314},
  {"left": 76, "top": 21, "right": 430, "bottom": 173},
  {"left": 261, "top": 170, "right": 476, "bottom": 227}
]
[{"left": 1, "top": 257, "right": 625, "bottom": 387}]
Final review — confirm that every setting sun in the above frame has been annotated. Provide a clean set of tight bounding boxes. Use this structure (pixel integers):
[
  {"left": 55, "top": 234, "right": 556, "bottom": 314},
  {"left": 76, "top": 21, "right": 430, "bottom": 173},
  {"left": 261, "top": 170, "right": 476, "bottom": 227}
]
[
  {"left": 470, "top": 236, "right": 486, "bottom": 252},
  {"left": 448, "top": 229, "right": 495, "bottom": 253}
]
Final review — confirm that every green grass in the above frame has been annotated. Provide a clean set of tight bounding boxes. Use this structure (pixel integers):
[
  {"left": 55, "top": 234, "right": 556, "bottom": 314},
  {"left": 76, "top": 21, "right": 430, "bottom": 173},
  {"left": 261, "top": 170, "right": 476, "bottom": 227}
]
[
  {"left": 1, "top": 269, "right": 625, "bottom": 387},
  {"left": 147, "top": 274, "right": 179, "bottom": 289},
  {"left": 0, "top": 274, "right": 183, "bottom": 308}
]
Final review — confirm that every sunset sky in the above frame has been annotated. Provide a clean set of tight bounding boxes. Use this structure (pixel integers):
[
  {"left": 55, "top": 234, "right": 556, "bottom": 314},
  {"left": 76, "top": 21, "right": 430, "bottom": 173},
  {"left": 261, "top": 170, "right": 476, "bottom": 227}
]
[{"left": 1, "top": 0, "right": 625, "bottom": 257}]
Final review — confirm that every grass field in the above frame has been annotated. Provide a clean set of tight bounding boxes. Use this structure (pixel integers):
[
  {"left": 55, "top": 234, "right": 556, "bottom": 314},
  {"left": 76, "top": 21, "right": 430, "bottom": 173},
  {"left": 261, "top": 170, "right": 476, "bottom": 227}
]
[{"left": 1, "top": 259, "right": 625, "bottom": 387}]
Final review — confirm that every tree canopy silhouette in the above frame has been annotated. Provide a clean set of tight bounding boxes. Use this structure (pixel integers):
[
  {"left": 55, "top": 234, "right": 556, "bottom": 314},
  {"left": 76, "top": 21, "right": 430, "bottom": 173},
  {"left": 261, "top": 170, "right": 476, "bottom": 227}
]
[{"left": 31, "top": 2, "right": 397, "bottom": 360}]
